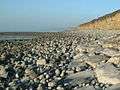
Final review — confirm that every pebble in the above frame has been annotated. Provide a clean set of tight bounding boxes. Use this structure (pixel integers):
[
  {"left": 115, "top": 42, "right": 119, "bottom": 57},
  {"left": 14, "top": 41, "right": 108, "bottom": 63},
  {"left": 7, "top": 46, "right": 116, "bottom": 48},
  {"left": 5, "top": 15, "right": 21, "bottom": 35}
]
[
  {"left": 48, "top": 81, "right": 56, "bottom": 87},
  {"left": 99, "top": 83, "right": 104, "bottom": 87},
  {"left": 36, "top": 58, "right": 47, "bottom": 66},
  {"left": 54, "top": 77, "right": 62, "bottom": 82},
  {"left": 105, "top": 84, "right": 110, "bottom": 88},
  {"left": 38, "top": 75, "right": 44, "bottom": 80},
  {"left": 66, "top": 70, "right": 74, "bottom": 74},
  {"left": 15, "top": 73, "right": 19, "bottom": 78},
  {"left": 46, "top": 74, "right": 50, "bottom": 79},
  {"left": 0, "top": 53, "right": 5, "bottom": 61},
  {"left": 40, "top": 79, "right": 46, "bottom": 84},
  {"left": 0, "top": 65, "right": 6, "bottom": 78},
  {"left": 75, "top": 66, "right": 81, "bottom": 72},
  {"left": 34, "top": 78, "right": 40, "bottom": 83},
  {"left": 56, "top": 86, "right": 64, "bottom": 90},
  {"left": 85, "top": 83, "right": 89, "bottom": 87},
  {"left": 37, "top": 84, "right": 43, "bottom": 90},
  {"left": 60, "top": 70, "right": 65, "bottom": 77},
  {"left": 55, "top": 69, "right": 60, "bottom": 76},
  {"left": 0, "top": 31, "right": 119, "bottom": 90}
]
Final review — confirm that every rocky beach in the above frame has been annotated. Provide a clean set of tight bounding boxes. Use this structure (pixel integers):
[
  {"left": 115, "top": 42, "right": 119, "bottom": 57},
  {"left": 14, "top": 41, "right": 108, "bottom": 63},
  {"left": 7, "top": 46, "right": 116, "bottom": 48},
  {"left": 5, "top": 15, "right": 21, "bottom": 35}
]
[
  {"left": 1, "top": 0, "right": 120, "bottom": 89},
  {"left": 0, "top": 30, "right": 120, "bottom": 90}
]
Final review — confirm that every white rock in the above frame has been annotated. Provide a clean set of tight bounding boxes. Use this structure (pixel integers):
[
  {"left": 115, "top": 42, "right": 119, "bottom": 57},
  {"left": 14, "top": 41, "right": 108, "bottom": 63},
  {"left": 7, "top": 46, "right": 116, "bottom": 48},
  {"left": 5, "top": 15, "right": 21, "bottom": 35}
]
[
  {"left": 36, "top": 58, "right": 46, "bottom": 65},
  {"left": 102, "top": 43, "right": 116, "bottom": 48},
  {"left": 15, "top": 73, "right": 19, "bottom": 78},
  {"left": 45, "top": 74, "right": 50, "bottom": 79},
  {"left": 66, "top": 70, "right": 74, "bottom": 75},
  {"left": 60, "top": 70, "right": 65, "bottom": 77}
]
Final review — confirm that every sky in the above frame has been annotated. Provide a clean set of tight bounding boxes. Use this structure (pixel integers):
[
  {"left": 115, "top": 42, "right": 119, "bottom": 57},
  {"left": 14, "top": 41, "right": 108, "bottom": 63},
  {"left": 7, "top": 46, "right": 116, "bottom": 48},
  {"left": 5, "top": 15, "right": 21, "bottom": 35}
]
[{"left": 0, "top": 0, "right": 120, "bottom": 32}]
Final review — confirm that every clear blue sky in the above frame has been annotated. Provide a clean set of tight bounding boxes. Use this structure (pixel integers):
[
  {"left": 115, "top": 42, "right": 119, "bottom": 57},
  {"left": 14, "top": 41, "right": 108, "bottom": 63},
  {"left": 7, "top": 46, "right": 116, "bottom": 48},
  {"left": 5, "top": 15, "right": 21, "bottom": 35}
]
[{"left": 0, "top": 0, "right": 120, "bottom": 32}]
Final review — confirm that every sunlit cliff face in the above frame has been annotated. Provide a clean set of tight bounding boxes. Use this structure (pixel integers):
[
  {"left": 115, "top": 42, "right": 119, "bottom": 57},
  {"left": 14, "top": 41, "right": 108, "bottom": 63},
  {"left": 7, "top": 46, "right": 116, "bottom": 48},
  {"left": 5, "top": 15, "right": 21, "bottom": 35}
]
[{"left": 79, "top": 10, "right": 120, "bottom": 30}]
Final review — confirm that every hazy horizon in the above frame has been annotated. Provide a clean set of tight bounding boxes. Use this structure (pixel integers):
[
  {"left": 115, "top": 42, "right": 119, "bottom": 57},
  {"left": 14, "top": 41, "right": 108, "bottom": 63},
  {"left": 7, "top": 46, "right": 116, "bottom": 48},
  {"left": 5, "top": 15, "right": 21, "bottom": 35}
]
[{"left": 0, "top": 0, "right": 120, "bottom": 32}]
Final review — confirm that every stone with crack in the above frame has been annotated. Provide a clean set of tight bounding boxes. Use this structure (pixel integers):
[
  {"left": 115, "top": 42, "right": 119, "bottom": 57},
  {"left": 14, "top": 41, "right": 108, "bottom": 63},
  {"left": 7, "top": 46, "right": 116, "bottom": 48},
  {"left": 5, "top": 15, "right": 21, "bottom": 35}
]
[
  {"left": 101, "top": 48, "right": 120, "bottom": 57},
  {"left": 95, "top": 63, "right": 120, "bottom": 84},
  {"left": 64, "top": 70, "right": 95, "bottom": 86},
  {"left": 107, "top": 56, "right": 120, "bottom": 65},
  {"left": 85, "top": 55, "right": 109, "bottom": 68}
]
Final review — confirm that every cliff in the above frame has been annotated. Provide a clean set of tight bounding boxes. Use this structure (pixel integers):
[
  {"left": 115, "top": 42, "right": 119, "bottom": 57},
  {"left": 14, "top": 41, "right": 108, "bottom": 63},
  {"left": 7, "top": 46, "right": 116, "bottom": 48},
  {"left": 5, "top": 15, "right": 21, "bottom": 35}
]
[{"left": 78, "top": 9, "right": 120, "bottom": 30}]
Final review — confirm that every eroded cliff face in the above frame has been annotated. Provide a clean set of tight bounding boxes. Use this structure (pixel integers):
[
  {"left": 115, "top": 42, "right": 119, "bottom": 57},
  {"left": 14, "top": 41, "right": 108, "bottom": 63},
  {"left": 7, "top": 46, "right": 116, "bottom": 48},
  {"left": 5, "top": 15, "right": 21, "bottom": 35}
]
[{"left": 79, "top": 10, "right": 120, "bottom": 30}]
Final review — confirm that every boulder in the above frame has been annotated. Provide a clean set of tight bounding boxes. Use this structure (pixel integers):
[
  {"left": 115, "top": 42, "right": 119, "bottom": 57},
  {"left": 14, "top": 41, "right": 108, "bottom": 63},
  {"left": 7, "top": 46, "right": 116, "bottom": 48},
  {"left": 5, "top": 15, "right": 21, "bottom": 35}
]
[
  {"left": 85, "top": 55, "right": 109, "bottom": 68},
  {"left": 95, "top": 63, "right": 120, "bottom": 84},
  {"left": 65, "top": 70, "right": 95, "bottom": 85},
  {"left": 101, "top": 48, "right": 120, "bottom": 57}
]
